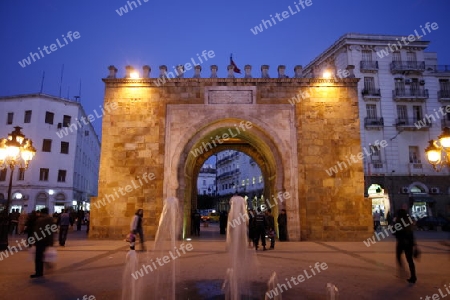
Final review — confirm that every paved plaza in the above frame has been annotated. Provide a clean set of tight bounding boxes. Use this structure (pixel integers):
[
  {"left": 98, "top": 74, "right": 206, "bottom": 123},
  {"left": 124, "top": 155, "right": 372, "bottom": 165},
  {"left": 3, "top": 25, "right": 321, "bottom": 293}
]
[{"left": 0, "top": 224, "right": 448, "bottom": 300}]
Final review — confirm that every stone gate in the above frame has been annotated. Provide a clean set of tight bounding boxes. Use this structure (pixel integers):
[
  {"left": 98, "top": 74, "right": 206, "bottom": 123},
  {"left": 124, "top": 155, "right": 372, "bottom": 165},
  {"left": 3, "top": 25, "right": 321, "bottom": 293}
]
[{"left": 90, "top": 65, "right": 373, "bottom": 241}]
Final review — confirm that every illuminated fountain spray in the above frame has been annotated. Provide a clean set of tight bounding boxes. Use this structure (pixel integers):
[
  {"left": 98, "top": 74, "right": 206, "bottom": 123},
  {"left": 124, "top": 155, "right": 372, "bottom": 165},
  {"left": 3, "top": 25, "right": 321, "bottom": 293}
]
[{"left": 222, "top": 195, "right": 258, "bottom": 299}]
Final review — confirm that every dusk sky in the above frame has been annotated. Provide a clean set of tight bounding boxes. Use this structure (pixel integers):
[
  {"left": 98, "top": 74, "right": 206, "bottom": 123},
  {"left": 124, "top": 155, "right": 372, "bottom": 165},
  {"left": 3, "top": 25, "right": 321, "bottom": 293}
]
[{"left": 1, "top": 0, "right": 449, "bottom": 138}]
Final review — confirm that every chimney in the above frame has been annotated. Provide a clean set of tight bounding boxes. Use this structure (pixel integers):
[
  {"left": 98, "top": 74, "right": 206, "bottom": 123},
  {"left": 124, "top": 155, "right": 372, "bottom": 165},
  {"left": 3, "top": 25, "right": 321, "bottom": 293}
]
[
  {"left": 244, "top": 65, "right": 252, "bottom": 78},
  {"left": 346, "top": 65, "right": 355, "bottom": 78},
  {"left": 107, "top": 65, "right": 118, "bottom": 79},
  {"left": 210, "top": 65, "right": 218, "bottom": 78},
  {"left": 159, "top": 65, "right": 168, "bottom": 78},
  {"left": 142, "top": 65, "right": 151, "bottom": 78},
  {"left": 277, "top": 65, "right": 287, "bottom": 78},
  {"left": 193, "top": 65, "right": 202, "bottom": 78},
  {"left": 227, "top": 65, "right": 235, "bottom": 78},
  {"left": 261, "top": 65, "right": 270, "bottom": 78},
  {"left": 125, "top": 65, "right": 134, "bottom": 78},
  {"left": 176, "top": 65, "right": 184, "bottom": 78},
  {"left": 294, "top": 65, "right": 303, "bottom": 78}
]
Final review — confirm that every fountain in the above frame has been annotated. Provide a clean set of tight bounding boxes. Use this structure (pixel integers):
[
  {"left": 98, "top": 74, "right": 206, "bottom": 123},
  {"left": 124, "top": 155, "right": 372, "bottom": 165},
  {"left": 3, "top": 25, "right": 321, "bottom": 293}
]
[
  {"left": 222, "top": 195, "right": 258, "bottom": 299},
  {"left": 265, "top": 272, "right": 282, "bottom": 300},
  {"left": 122, "top": 197, "right": 181, "bottom": 300}
]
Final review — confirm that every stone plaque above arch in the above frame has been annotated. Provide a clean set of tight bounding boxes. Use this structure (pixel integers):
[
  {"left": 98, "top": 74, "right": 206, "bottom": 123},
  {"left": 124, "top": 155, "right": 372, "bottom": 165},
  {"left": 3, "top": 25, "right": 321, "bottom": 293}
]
[{"left": 205, "top": 86, "right": 256, "bottom": 105}]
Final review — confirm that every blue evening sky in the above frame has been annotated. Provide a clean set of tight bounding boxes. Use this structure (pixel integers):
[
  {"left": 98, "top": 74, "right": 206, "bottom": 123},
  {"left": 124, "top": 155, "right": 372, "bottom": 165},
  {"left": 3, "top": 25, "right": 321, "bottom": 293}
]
[{"left": 1, "top": 0, "right": 449, "bottom": 139}]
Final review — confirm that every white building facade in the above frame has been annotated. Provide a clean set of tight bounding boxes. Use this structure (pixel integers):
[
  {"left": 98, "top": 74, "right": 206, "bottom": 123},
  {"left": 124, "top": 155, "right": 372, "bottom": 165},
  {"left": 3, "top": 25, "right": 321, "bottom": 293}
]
[
  {"left": 216, "top": 150, "right": 264, "bottom": 210},
  {"left": 303, "top": 33, "right": 450, "bottom": 218},
  {"left": 0, "top": 93, "right": 101, "bottom": 214},
  {"left": 197, "top": 164, "right": 216, "bottom": 196}
]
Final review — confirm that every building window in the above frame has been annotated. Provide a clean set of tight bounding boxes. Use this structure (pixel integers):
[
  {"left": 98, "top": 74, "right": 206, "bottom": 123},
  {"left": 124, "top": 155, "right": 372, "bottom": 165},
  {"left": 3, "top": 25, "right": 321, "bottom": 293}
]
[
  {"left": 392, "top": 51, "right": 401, "bottom": 62},
  {"left": 370, "top": 146, "right": 381, "bottom": 162},
  {"left": 63, "top": 115, "right": 71, "bottom": 127},
  {"left": 259, "top": 176, "right": 263, "bottom": 183},
  {"left": 407, "top": 51, "right": 417, "bottom": 63},
  {"left": 17, "top": 168, "right": 25, "bottom": 181},
  {"left": 439, "top": 79, "right": 450, "bottom": 92},
  {"left": 24, "top": 110, "right": 32, "bottom": 123},
  {"left": 42, "top": 139, "right": 52, "bottom": 152},
  {"left": 0, "top": 169, "right": 7, "bottom": 181},
  {"left": 395, "top": 78, "right": 405, "bottom": 93},
  {"left": 362, "top": 50, "right": 372, "bottom": 62},
  {"left": 366, "top": 104, "right": 377, "bottom": 119},
  {"left": 397, "top": 105, "right": 408, "bottom": 121},
  {"left": 7, "top": 112, "right": 13, "bottom": 125},
  {"left": 412, "top": 106, "right": 423, "bottom": 122},
  {"left": 57, "top": 170, "right": 66, "bottom": 182},
  {"left": 409, "top": 146, "right": 421, "bottom": 163},
  {"left": 39, "top": 168, "right": 49, "bottom": 181},
  {"left": 203, "top": 180, "right": 206, "bottom": 186},
  {"left": 45, "top": 112, "right": 54, "bottom": 124},
  {"left": 60, "top": 141, "right": 69, "bottom": 154},
  {"left": 364, "top": 77, "right": 375, "bottom": 91},
  {"left": 252, "top": 177, "right": 256, "bottom": 185}
]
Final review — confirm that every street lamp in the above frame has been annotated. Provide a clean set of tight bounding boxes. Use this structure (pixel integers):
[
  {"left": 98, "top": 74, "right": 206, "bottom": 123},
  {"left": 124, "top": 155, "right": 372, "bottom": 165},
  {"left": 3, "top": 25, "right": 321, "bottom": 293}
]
[
  {"left": 425, "top": 127, "right": 450, "bottom": 172},
  {"left": 0, "top": 126, "right": 36, "bottom": 250}
]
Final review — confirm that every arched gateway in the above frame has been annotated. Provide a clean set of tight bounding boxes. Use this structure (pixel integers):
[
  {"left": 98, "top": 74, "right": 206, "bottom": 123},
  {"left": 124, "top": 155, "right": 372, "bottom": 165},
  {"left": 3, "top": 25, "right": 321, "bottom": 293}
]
[{"left": 90, "top": 66, "right": 373, "bottom": 241}]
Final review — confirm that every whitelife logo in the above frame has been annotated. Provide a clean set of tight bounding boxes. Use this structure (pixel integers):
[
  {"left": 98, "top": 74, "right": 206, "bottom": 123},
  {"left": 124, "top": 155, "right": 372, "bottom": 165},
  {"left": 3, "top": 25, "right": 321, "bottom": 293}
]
[{"left": 18, "top": 31, "right": 81, "bottom": 68}]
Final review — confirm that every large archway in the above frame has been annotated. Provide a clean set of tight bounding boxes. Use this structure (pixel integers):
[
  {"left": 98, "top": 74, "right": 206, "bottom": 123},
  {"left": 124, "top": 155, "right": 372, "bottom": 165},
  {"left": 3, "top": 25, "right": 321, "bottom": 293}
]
[{"left": 164, "top": 117, "right": 296, "bottom": 239}]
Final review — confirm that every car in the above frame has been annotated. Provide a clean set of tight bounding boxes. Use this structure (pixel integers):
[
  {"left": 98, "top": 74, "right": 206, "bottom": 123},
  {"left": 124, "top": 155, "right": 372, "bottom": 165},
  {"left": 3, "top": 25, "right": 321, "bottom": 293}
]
[{"left": 416, "top": 216, "right": 450, "bottom": 231}]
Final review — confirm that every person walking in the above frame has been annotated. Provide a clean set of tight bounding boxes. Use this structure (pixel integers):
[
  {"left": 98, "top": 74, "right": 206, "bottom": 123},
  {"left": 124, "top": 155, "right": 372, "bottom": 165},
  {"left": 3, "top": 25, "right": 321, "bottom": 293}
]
[
  {"left": 24, "top": 210, "right": 37, "bottom": 247},
  {"left": 394, "top": 208, "right": 417, "bottom": 284},
  {"left": 30, "top": 208, "right": 55, "bottom": 278},
  {"left": 265, "top": 209, "right": 275, "bottom": 250},
  {"left": 277, "top": 209, "right": 287, "bottom": 241},
  {"left": 85, "top": 211, "right": 90, "bottom": 234},
  {"left": 253, "top": 208, "right": 267, "bottom": 251},
  {"left": 130, "top": 209, "right": 145, "bottom": 251},
  {"left": 57, "top": 209, "right": 71, "bottom": 246}
]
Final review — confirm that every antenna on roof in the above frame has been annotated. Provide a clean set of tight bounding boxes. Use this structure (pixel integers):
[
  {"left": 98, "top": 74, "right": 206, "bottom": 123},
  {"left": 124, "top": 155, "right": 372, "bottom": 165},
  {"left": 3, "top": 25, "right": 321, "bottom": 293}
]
[
  {"left": 39, "top": 71, "right": 45, "bottom": 94},
  {"left": 59, "top": 64, "right": 64, "bottom": 98}
]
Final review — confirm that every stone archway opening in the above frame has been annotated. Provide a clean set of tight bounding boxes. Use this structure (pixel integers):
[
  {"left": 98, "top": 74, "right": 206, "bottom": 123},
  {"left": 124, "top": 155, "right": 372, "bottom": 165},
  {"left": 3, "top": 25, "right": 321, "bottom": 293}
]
[{"left": 175, "top": 121, "right": 286, "bottom": 239}]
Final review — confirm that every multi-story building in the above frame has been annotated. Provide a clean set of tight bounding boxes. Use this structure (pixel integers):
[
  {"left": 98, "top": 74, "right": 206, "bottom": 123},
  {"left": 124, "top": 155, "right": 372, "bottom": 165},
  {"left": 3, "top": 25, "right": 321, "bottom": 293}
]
[
  {"left": 0, "top": 93, "right": 101, "bottom": 214},
  {"left": 303, "top": 33, "right": 450, "bottom": 219},
  {"left": 197, "top": 164, "right": 216, "bottom": 196},
  {"left": 216, "top": 150, "right": 264, "bottom": 210}
]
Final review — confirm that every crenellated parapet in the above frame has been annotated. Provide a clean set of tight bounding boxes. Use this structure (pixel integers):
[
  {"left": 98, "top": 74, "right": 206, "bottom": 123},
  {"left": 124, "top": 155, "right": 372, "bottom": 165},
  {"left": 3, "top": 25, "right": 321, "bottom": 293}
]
[{"left": 106, "top": 64, "right": 318, "bottom": 79}]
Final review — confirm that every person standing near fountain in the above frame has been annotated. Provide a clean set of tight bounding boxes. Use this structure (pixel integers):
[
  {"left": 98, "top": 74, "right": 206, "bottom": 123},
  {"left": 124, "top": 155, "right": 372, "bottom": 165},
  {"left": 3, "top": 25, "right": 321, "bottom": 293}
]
[
  {"left": 277, "top": 209, "right": 287, "bottom": 241},
  {"left": 265, "top": 209, "right": 275, "bottom": 250},
  {"left": 130, "top": 209, "right": 145, "bottom": 251},
  {"left": 253, "top": 208, "right": 267, "bottom": 251}
]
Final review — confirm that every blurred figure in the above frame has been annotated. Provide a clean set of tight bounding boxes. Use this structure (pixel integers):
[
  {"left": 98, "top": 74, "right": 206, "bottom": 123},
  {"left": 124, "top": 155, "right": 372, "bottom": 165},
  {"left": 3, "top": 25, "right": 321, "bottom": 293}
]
[
  {"left": 253, "top": 208, "right": 267, "bottom": 251},
  {"left": 219, "top": 210, "right": 228, "bottom": 234},
  {"left": 24, "top": 210, "right": 37, "bottom": 247},
  {"left": 85, "top": 211, "right": 90, "bottom": 234},
  {"left": 394, "top": 208, "right": 417, "bottom": 284},
  {"left": 18, "top": 209, "right": 27, "bottom": 234},
  {"left": 277, "top": 209, "right": 287, "bottom": 241},
  {"left": 248, "top": 209, "right": 256, "bottom": 248},
  {"left": 30, "top": 208, "right": 55, "bottom": 278},
  {"left": 265, "top": 209, "right": 275, "bottom": 250},
  {"left": 57, "top": 209, "right": 71, "bottom": 246},
  {"left": 130, "top": 209, "right": 145, "bottom": 251},
  {"left": 192, "top": 210, "right": 201, "bottom": 236}
]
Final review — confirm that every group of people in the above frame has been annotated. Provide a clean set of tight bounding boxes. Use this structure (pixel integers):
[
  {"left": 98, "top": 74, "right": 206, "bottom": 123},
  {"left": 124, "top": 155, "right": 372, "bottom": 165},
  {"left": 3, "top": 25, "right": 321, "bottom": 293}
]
[{"left": 248, "top": 208, "right": 288, "bottom": 251}]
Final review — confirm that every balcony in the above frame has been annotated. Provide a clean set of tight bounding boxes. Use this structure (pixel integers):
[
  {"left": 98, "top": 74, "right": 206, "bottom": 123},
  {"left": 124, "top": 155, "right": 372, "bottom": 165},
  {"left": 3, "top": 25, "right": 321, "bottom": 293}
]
[
  {"left": 362, "top": 88, "right": 381, "bottom": 101},
  {"left": 395, "top": 118, "right": 431, "bottom": 131},
  {"left": 390, "top": 61, "right": 425, "bottom": 74},
  {"left": 408, "top": 162, "right": 424, "bottom": 175},
  {"left": 442, "top": 119, "right": 450, "bottom": 129},
  {"left": 360, "top": 61, "right": 378, "bottom": 73},
  {"left": 364, "top": 117, "right": 384, "bottom": 130},
  {"left": 426, "top": 65, "right": 450, "bottom": 74},
  {"left": 368, "top": 161, "right": 386, "bottom": 175},
  {"left": 438, "top": 90, "right": 450, "bottom": 102},
  {"left": 392, "top": 89, "right": 428, "bottom": 102}
]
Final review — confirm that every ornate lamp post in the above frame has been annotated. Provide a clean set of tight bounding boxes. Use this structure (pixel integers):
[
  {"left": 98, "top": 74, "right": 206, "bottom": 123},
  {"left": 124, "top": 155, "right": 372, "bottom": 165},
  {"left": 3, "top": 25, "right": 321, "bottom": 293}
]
[
  {"left": 425, "top": 127, "right": 450, "bottom": 172},
  {"left": 0, "top": 126, "right": 36, "bottom": 250}
]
